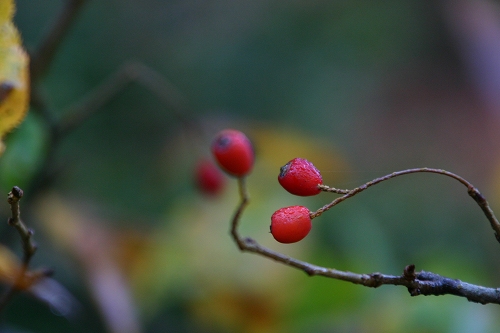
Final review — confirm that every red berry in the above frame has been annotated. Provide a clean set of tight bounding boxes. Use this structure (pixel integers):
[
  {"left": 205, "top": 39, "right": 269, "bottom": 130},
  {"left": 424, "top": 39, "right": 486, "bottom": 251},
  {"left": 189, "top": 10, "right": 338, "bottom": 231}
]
[
  {"left": 211, "top": 129, "right": 254, "bottom": 177},
  {"left": 278, "top": 158, "right": 322, "bottom": 196},
  {"left": 270, "top": 206, "right": 312, "bottom": 243},
  {"left": 195, "top": 159, "right": 226, "bottom": 196}
]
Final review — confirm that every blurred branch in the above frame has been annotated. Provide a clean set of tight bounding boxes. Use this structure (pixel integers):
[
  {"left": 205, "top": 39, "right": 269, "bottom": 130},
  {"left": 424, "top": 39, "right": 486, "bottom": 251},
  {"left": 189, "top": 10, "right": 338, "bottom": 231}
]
[
  {"left": 30, "top": 0, "right": 88, "bottom": 83},
  {"left": 230, "top": 168, "right": 500, "bottom": 305},
  {"left": 27, "top": 0, "right": 89, "bottom": 200},
  {"left": 27, "top": 2, "right": 201, "bottom": 200},
  {"left": 58, "top": 61, "right": 199, "bottom": 137},
  {"left": 28, "top": 61, "right": 200, "bottom": 201}
]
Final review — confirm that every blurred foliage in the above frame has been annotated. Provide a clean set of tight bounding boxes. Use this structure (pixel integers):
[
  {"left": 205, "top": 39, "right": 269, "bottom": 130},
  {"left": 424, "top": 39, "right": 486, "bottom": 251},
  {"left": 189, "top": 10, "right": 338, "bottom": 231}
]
[
  {"left": 0, "top": 0, "right": 499, "bottom": 332},
  {"left": 0, "top": 112, "right": 48, "bottom": 192},
  {"left": 0, "top": 0, "right": 29, "bottom": 155}
]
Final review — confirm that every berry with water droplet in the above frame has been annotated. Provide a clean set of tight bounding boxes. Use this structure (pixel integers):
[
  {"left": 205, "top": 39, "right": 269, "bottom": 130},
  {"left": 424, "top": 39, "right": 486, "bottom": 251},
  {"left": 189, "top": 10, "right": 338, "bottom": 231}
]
[
  {"left": 278, "top": 158, "right": 322, "bottom": 196},
  {"left": 270, "top": 205, "right": 312, "bottom": 243}
]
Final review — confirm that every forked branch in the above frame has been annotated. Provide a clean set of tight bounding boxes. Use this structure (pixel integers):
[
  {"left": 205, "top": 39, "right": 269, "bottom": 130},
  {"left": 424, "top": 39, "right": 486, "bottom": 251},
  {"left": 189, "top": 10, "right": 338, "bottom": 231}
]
[{"left": 229, "top": 167, "right": 500, "bottom": 305}]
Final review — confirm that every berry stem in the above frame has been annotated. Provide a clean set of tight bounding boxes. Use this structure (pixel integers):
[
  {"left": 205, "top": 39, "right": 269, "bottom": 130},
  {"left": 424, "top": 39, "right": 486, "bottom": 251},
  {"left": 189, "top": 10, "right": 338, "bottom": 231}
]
[
  {"left": 318, "top": 184, "right": 350, "bottom": 194},
  {"left": 311, "top": 168, "right": 500, "bottom": 243},
  {"left": 230, "top": 177, "right": 250, "bottom": 250},
  {"left": 228, "top": 167, "right": 500, "bottom": 304}
]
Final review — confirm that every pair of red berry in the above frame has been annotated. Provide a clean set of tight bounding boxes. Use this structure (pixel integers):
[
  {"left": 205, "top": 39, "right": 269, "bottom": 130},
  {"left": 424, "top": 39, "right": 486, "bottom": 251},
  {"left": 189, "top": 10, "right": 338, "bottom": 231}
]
[
  {"left": 272, "top": 157, "right": 322, "bottom": 243},
  {"left": 210, "top": 129, "right": 323, "bottom": 244}
]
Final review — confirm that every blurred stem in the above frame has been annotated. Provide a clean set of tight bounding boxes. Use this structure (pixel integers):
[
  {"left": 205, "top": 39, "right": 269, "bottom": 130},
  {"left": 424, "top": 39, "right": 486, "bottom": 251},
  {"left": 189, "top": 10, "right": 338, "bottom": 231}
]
[
  {"left": 27, "top": 0, "right": 88, "bottom": 199},
  {"left": 30, "top": 0, "right": 88, "bottom": 83},
  {"left": 28, "top": 61, "right": 200, "bottom": 201},
  {"left": 229, "top": 168, "right": 500, "bottom": 305},
  {"left": 58, "top": 61, "right": 199, "bottom": 137}
]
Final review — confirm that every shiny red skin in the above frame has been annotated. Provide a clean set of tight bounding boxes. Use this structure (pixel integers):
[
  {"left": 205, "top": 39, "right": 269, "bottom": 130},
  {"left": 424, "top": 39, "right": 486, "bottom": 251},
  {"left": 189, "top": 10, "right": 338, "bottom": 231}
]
[
  {"left": 271, "top": 206, "right": 312, "bottom": 243},
  {"left": 195, "top": 159, "right": 226, "bottom": 196},
  {"left": 278, "top": 158, "right": 322, "bottom": 196},
  {"left": 211, "top": 129, "right": 254, "bottom": 177}
]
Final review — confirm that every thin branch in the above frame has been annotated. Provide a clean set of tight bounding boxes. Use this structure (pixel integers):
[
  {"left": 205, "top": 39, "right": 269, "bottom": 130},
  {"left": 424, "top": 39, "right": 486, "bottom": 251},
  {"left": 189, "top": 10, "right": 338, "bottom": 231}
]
[
  {"left": 6, "top": 187, "right": 36, "bottom": 263},
  {"left": 311, "top": 168, "right": 500, "bottom": 243},
  {"left": 27, "top": 0, "right": 89, "bottom": 198},
  {"left": 0, "top": 187, "right": 39, "bottom": 313},
  {"left": 27, "top": 62, "right": 200, "bottom": 202},
  {"left": 230, "top": 177, "right": 250, "bottom": 251},
  {"left": 229, "top": 168, "right": 500, "bottom": 305},
  {"left": 58, "top": 61, "right": 200, "bottom": 137},
  {"left": 30, "top": 0, "right": 88, "bottom": 83},
  {"left": 318, "top": 184, "right": 350, "bottom": 194},
  {"left": 57, "top": 65, "right": 132, "bottom": 137}
]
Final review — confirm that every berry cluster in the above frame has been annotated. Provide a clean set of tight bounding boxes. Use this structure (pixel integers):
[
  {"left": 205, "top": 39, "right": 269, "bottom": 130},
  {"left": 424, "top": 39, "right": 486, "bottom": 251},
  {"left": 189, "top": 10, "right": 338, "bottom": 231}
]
[{"left": 210, "top": 129, "right": 327, "bottom": 244}]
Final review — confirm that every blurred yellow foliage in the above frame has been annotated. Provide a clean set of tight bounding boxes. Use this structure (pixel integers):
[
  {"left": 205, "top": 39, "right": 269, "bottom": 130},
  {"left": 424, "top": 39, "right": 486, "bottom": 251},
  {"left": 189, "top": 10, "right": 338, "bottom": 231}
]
[
  {"left": 0, "top": 0, "right": 30, "bottom": 155},
  {"left": 0, "top": 243, "right": 20, "bottom": 285},
  {"left": 0, "top": 243, "right": 45, "bottom": 291}
]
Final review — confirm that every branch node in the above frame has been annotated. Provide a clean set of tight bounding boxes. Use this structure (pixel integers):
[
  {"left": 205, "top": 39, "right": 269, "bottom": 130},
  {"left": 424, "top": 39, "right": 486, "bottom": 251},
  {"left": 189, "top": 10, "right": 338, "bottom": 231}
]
[
  {"left": 243, "top": 237, "right": 256, "bottom": 246},
  {"left": 365, "top": 273, "right": 384, "bottom": 288},
  {"left": 11, "top": 186, "right": 23, "bottom": 199},
  {"left": 403, "top": 264, "right": 416, "bottom": 281},
  {"left": 303, "top": 267, "right": 316, "bottom": 276},
  {"left": 408, "top": 287, "right": 421, "bottom": 296}
]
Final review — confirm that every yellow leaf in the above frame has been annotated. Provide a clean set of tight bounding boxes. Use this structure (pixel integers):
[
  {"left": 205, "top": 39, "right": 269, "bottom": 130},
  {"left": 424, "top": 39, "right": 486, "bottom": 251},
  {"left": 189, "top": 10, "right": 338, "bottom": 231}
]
[{"left": 0, "top": 0, "right": 30, "bottom": 155}]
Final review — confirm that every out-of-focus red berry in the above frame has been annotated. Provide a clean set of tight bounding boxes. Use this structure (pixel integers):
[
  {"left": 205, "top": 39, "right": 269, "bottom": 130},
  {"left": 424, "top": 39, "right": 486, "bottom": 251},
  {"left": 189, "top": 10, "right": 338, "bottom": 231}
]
[
  {"left": 195, "top": 159, "right": 226, "bottom": 196},
  {"left": 278, "top": 158, "right": 322, "bottom": 196},
  {"left": 270, "top": 205, "right": 312, "bottom": 243},
  {"left": 211, "top": 129, "right": 254, "bottom": 177}
]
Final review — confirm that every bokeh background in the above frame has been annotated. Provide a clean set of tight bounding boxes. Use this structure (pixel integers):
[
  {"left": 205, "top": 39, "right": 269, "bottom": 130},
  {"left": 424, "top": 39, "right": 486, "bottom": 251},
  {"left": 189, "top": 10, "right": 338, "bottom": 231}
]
[{"left": 1, "top": 0, "right": 500, "bottom": 331}]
